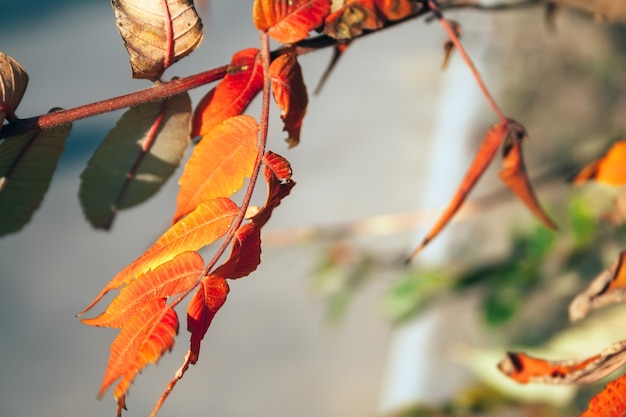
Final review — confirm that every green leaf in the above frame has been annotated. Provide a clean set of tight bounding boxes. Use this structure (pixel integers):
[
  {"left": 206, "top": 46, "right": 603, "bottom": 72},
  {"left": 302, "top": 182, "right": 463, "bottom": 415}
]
[
  {"left": 79, "top": 92, "right": 192, "bottom": 230},
  {"left": 0, "top": 112, "right": 72, "bottom": 237}
]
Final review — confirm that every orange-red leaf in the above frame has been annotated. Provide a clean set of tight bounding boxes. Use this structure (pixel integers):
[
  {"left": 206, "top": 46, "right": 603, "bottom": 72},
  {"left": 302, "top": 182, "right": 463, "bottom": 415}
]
[
  {"left": 581, "top": 373, "right": 626, "bottom": 417},
  {"left": 263, "top": 150, "right": 293, "bottom": 181},
  {"left": 214, "top": 223, "right": 262, "bottom": 280},
  {"left": 174, "top": 115, "right": 258, "bottom": 223},
  {"left": 498, "top": 128, "right": 557, "bottom": 230},
  {"left": 498, "top": 340, "right": 626, "bottom": 385},
  {"left": 82, "top": 252, "right": 203, "bottom": 328},
  {"left": 79, "top": 198, "right": 238, "bottom": 315},
  {"left": 407, "top": 121, "right": 507, "bottom": 261},
  {"left": 375, "top": 0, "right": 423, "bottom": 21},
  {"left": 570, "top": 251, "right": 626, "bottom": 322},
  {"left": 252, "top": 152, "right": 296, "bottom": 227},
  {"left": 269, "top": 52, "right": 308, "bottom": 148},
  {"left": 187, "top": 276, "right": 229, "bottom": 363},
  {"left": 253, "top": 0, "right": 331, "bottom": 44},
  {"left": 98, "top": 299, "right": 178, "bottom": 398},
  {"left": 192, "top": 48, "right": 263, "bottom": 137},
  {"left": 323, "top": 0, "right": 382, "bottom": 39},
  {"left": 572, "top": 139, "right": 626, "bottom": 186}
]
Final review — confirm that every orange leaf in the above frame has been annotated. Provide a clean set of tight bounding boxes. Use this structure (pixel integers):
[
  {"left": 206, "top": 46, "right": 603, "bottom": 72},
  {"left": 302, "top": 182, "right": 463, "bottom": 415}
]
[
  {"left": 407, "top": 121, "right": 507, "bottom": 261},
  {"left": 253, "top": 0, "right": 331, "bottom": 44},
  {"left": 252, "top": 152, "right": 296, "bottom": 227},
  {"left": 214, "top": 223, "right": 262, "bottom": 280},
  {"left": 375, "top": 0, "right": 423, "bottom": 21},
  {"left": 323, "top": 0, "right": 382, "bottom": 39},
  {"left": 187, "top": 276, "right": 229, "bottom": 363},
  {"left": 174, "top": 115, "right": 258, "bottom": 223},
  {"left": 79, "top": 198, "right": 238, "bottom": 315},
  {"left": 572, "top": 139, "right": 626, "bottom": 186},
  {"left": 498, "top": 123, "right": 557, "bottom": 231},
  {"left": 98, "top": 299, "right": 178, "bottom": 398},
  {"left": 570, "top": 251, "right": 626, "bottom": 322},
  {"left": 81, "top": 251, "right": 203, "bottom": 328},
  {"left": 191, "top": 48, "right": 263, "bottom": 137},
  {"left": 581, "top": 373, "right": 626, "bottom": 417},
  {"left": 498, "top": 340, "right": 626, "bottom": 385},
  {"left": 269, "top": 52, "right": 308, "bottom": 148}
]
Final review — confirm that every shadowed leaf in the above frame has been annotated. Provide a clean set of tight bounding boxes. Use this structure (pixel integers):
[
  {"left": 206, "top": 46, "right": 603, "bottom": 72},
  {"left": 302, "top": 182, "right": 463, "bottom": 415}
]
[
  {"left": 253, "top": 0, "right": 331, "bottom": 44},
  {"left": 192, "top": 48, "right": 263, "bottom": 137},
  {"left": 214, "top": 223, "right": 262, "bottom": 280},
  {"left": 581, "top": 373, "right": 626, "bottom": 417},
  {"left": 80, "top": 92, "right": 192, "bottom": 230},
  {"left": 570, "top": 251, "right": 626, "bottom": 322},
  {"left": 0, "top": 52, "right": 28, "bottom": 126},
  {"left": 82, "top": 251, "right": 203, "bottom": 328},
  {"left": 0, "top": 112, "right": 71, "bottom": 237},
  {"left": 572, "top": 139, "right": 626, "bottom": 186},
  {"left": 79, "top": 198, "right": 238, "bottom": 315},
  {"left": 174, "top": 115, "right": 258, "bottom": 223},
  {"left": 111, "top": 0, "right": 203, "bottom": 80},
  {"left": 269, "top": 52, "right": 308, "bottom": 148},
  {"left": 252, "top": 152, "right": 295, "bottom": 227},
  {"left": 498, "top": 339, "right": 626, "bottom": 385}
]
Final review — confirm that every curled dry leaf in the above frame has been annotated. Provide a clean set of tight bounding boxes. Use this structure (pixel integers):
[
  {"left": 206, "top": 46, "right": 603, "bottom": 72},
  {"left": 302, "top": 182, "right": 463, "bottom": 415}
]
[
  {"left": 569, "top": 250, "right": 626, "bottom": 322},
  {"left": 112, "top": 0, "right": 203, "bottom": 81},
  {"left": 253, "top": 0, "right": 332, "bottom": 44},
  {"left": 0, "top": 110, "right": 71, "bottom": 237},
  {"left": 269, "top": 52, "right": 308, "bottom": 147},
  {"left": 572, "top": 139, "right": 626, "bottom": 187},
  {"left": 0, "top": 52, "right": 28, "bottom": 126},
  {"left": 498, "top": 339, "right": 626, "bottom": 385}
]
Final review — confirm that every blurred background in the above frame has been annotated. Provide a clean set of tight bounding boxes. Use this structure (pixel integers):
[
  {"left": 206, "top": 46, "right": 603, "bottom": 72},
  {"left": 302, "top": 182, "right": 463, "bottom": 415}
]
[{"left": 1, "top": 1, "right": 626, "bottom": 417}]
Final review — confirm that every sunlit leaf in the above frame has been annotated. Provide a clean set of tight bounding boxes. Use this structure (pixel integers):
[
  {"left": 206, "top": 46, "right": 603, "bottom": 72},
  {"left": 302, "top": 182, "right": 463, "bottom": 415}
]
[
  {"left": 569, "top": 251, "right": 626, "bottom": 322},
  {"left": 0, "top": 52, "right": 28, "bottom": 126},
  {"left": 269, "top": 52, "right": 308, "bottom": 148},
  {"left": 323, "top": 0, "right": 382, "bottom": 39},
  {"left": 173, "top": 115, "right": 258, "bottom": 223},
  {"left": 192, "top": 48, "right": 263, "bottom": 137},
  {"left": 0, "top": 111, "right": 71, "bottom": 237},
  {"left": 79, "top": 198, "right": 238, "bottom": 315},
  {"left": 253, "top": 0, "right": 331, "bottom": 44},
  {"left": 581, "top": 373, "right": 626, "bottom": 417},
  {"left": 498, "top": 124, "right": 557, "bottom": 230},
  {"left": 498, "top": 339, "right": 626, "bottom": 385},
  {"left": 572, "top": 139, "right": 626, "bottom": 186},
  {"left": 98, "top": 299, "right": 177, "bottom": 398},
  {"left": 82, "top": 251, "right": 203, "bottom": 328},
  {"left": 111, "top": 0, "right": 203, "bottom": 80},
  {"left": 80, "top": 92, "right": 192, "bottom": 230}
]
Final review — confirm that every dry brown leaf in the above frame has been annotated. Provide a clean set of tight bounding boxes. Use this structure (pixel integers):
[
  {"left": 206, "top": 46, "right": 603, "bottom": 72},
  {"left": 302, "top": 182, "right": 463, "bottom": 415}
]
[
  {"left": 0, "top": 52, "right": 28, "bottom": 126},
  {"left": 112, "top": 0, "right": 203, "bottom": 81}
]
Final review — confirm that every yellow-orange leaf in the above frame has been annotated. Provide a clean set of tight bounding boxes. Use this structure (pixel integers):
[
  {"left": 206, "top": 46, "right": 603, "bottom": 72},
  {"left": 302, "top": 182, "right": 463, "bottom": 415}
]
[
  {"left": 572, "top": 139, "right": 626, "bottom": 186},
  {"left": 581, "top": 373, "right": 626, "bottom": 417},
  {"left": 82, "top": 251, "right": 203, "bottom": 328},
  {"left": 498, "top": 339, "right": 626, "bottom": 385},
  {"left": 173, "top": 115, "right": 258, "bottom": 223},
  {"left": 79, "top": 198, "right": 238, "bottom": 315},
  {"left": 99, "top": 299, "right": 178, "bottom": 398},
  {"left": 253, "top": 0, "right": 331, "bottom": 44},
  {"left": 269, "top": 52, "right": 308, "bottom": 148},
  {"left": 498, "top": 130, "right": 557, "bottom": 230},
  {"left": 570, "top": 250, "right": 626, "bottom": 322}
]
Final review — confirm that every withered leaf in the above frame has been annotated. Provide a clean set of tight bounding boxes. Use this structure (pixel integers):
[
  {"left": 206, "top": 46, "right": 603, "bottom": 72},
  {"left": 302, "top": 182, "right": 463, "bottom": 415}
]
[
  {"left": 0, "top": 52, "right": 28, "bottom": 126},
  {"left": 112, "top": 0, "right": 203, "bottom": 81}
]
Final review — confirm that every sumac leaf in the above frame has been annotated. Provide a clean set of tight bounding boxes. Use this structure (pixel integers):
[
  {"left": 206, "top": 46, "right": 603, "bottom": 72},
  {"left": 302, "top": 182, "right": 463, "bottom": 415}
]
[
  {"left": 581, "top": 373, "right": 626, "bottom": 417},
  {"left": 192, "top": 48, "right": 263, "bottom": 137},
  {"left": 112, "top": 0, "right": 203, "bottom": 80},
  {"left": 174, "top": 115, "right": 258, "bottom": 223},
  {"left": 269, "top": 52, "right": 308, "bottom": 148},
  {"left": 0, "top": 112, "right": 71, "bottom": 237},
  {"left": 0, "top": 52, "right": 28, "bottom": 126},
  {"left": 253, "top": 0, "right": 331, "bottom": 44},
  {"left": 80, "top": 92, "right": 192, "bottom": 230},
  {"left": 323, "top": 0, "right": 382, "bottom": 39},
  {"left": 252, "top": 151, "right": 295, "bottom": 227},
  {"left": 213, "top": 223, "right": 262, "bottom": 280},
  {"left": 375, "top": 0, "right": 423, "bottom": 21},
  {"left": 572, "top": 139, "right": 626, "bottom": 187}
]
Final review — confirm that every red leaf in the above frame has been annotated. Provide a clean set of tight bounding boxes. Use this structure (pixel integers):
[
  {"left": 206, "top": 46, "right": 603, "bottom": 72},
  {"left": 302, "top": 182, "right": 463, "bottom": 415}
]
[
  {"left": 498, "top": 340, "right": 626, "bottom": 385},
  {"left": 174, "top": 115, "right": 259, "bottom": 223},
  {"left": 253, "top": 0, "right": 331, "bottom": 44},
  {"left": 572, "top": 139, "right": 626, "bottom": 186},
  {"left": 407, "top": 121, "right": 507, "bottom": 261},
  {"left": 570, "top": 250, "right": 626, "bottom": 322},
  {"left": 187, "top": 276, "right": 229, "bottom": 363},
  {"left": 252, "top": 152, "right": 296, "bottom": 227},
  {"left": 581, "top": 373, "right": 626, "bottom": 417},
  {"left": 191, "top": 48, "right": 263, "bottom": 137},
  {"left": 269, "top": 52, "right": 308, "bottom": 148},
  {"left": 263, "top": 150, "right": 293, "bottom": 181},
  {"left": 81, "top": 252, "right": 203, "bottom": 328},
  {"left": 375, "top": 0, "right": 423, "bottom": 21},
  {"left": 214, "top": 223, "right": 262, "bottom": 280},
  {"left": 323, "top": 0, "right": 382, "bottom": 39},
  {"left": 498, "top": 123, "right": 557, "bottom": 231}
]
